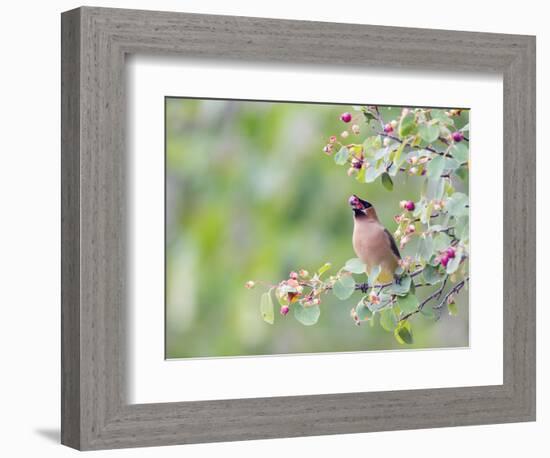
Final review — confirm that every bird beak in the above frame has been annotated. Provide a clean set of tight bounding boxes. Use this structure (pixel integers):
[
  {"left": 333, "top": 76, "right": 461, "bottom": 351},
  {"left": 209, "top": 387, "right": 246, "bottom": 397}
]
[{"left": 348, "top": 194, "right": 371, "bottom": 212}]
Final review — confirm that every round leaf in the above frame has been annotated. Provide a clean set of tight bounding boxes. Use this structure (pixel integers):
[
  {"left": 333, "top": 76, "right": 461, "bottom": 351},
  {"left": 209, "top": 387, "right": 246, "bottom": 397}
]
[
  {"left": 396, "top": 293, "right": 419, "bottom": 315},
  {"left": 260, "top": 292, "right": 274, "bottom": 324},
  {"left": 418, "top": 124, "right": 440, "bottom": 143},
  {"left": 344, "top": 258, "right": 366, "bottom": 274},
  {"left": 293, "top": 303, "right": 321, "bottom": 326},
  {"left": 333, "top": 275, "right": 356, "bottom": 300}
]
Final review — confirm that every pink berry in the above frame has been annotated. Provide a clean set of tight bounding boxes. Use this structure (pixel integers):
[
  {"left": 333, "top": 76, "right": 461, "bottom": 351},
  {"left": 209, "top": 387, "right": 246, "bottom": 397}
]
[
  {"left": 383, "top": 123, "right": 393, "bottom": 133},
  {"left": 280, "top": 305, "right": 290, "bottom": 316},
  {"left": 446, "top": 247, "right": 456, "bottom": 259},
  {"left": 340, "top": 112, "right": 352, "bottom": 123},
  {"left": 440, "top": 255, "right": 450, "bottom": 268},
  {"left": 404, "top": 201, "right": 415, "bottom": 211},
  {"left": 452, "top": 131, "right": 464, "bottom": 142}
]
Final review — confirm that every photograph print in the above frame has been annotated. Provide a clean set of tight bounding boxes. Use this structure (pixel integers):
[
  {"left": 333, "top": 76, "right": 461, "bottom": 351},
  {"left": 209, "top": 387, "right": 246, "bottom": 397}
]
[{"left": 165, "top": 99, "right": 470, "bottom": 359}]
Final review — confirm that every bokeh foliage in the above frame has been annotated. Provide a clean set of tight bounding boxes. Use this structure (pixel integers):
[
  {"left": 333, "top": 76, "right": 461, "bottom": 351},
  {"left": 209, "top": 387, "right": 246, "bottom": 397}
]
[{"left": 166, "top": 98, "right": 469, "bottom": 359}]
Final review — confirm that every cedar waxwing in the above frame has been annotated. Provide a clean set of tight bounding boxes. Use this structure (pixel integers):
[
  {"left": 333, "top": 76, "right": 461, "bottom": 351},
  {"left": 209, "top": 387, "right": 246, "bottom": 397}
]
[{"left": 349, "top": 195, "right": 401, "bottom": 284}]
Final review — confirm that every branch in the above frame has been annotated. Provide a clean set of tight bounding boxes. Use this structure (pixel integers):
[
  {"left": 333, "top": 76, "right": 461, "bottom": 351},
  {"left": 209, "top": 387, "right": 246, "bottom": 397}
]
[
  {"left": 400, "top": 276, "right": 469, "bottom": 322},
  {"left": 354, "top": 267, "right": 425, "bottom": 294}
]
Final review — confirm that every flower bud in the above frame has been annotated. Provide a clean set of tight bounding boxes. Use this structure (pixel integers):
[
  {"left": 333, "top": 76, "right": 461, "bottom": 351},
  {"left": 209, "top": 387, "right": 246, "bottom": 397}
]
[
  {"left": 383, "top": 123, "right": 393, "bottom": 133},
  {"left": 390, "top": 120, "right": 398, "bottom": 129},
  {"left": 400, "top": 235, "right": 410, "bottom": 249},
  {"left": 244, "top": 280, "right": 255, "bottom": 289},
  {"left": 409, "top": 166, "right": 418, "bottom": 175},
  {"left": 280, "top": 305, "right": 290, "bottom": 316},
  {"left": 400, "top": 200, "right": 415, "bottom": 211},
  {"left": 368, "top": 292, "right": 380, "bottom": 304},
  {"left": 352, "top": 124, "right": 360, "bottom": 135},
  {"left": 440, "top": 254, "right": 450, "bottom": 268},
  {"left": 452, "top": 131, "right": 464, "bottom": 142},
  {"left": 446, "top": 247, "right": 456, "bottom": 259},
  {"left": 329, "top": 135, "right": 337, "bottom": 144},
  {"left": 406, "top": 224, "right": 416, "bottom": 235},
  {"left": 299, "top": 269, "right": 309, "bottom": 278},
  {"left": 340, "top": 112, "right": 352, "bottom": 123},
  {"left": 289, "top": 271, "right": 298, "bottom": 280},
  {"left": 341, "top": 130, "right": 349, "bottom": 139},
  {"left": 323, "top": 145, "right": 332, "bottom": 155}
]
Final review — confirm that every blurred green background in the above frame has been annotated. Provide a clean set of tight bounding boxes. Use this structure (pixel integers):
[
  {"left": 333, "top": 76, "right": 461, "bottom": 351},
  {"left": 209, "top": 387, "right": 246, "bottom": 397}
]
[{"left": 165, "top": 98, "right": 469, "bottom": 359}]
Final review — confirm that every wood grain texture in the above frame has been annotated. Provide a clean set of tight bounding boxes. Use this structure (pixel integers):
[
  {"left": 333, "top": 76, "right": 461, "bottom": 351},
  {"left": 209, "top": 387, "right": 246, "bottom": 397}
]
[{"left": 60, "top": 6, "right": 536, "bottom": 450}]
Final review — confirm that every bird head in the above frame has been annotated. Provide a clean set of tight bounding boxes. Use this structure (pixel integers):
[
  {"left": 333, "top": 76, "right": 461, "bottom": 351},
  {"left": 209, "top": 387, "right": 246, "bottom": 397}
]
[{"left": 348, "top": 194, "right": 372, "bottom": 217}]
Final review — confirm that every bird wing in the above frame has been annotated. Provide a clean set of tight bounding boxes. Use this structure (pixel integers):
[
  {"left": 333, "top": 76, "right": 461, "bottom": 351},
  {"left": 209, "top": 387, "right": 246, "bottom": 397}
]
[{"left": 384, "top": 228, "right": 401, "bottom": 259}]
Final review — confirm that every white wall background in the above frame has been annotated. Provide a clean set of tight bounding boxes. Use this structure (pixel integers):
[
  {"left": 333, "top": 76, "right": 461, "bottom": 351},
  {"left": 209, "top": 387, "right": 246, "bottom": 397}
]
[{"left": 0, "top": 1, "right": 544, "bottom": 456}]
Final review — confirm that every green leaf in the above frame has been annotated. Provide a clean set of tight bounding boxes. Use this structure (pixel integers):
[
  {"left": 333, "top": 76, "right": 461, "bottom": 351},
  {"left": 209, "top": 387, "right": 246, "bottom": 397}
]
[
  {"left": 393, "top": 142, "right": 407, "bottom": 168},
  {"left": 427, "top": 155, "right": 446, "bottom": 178},
  {"left": 374, "top": 147, "right": 389, "bottom": 160},
  {"left": 381, "top": 172, "right": 394, "bottom": 191},
  {"left": 380, "top": 308, "right": 397, "bottom": 332},
  {"left": 450, "top": 142, "right": 469, "bottom": 162},
  {"left": 422, "top": 264, "right": 446, "bottom": 285},
  {"left": 431, "top": 109, "right": 454, "bottom": 126},
  {"left": 363, "top": 136, "right": 382, "bottom": 157},
  {"left": 369, "top": 265, "right": 381, "bottom": 285},
  {"left": 293, "top": 303, "right": 321, "bottom": 326},
  {"left": 455, "top": 167, "right": 468, "bottom": 182},
  {"left": 397, "top": 293, "right": 419, "bottom": 315},
  {"left": 394, "top": 320, "right": 414, "bottom": 344},
  {"left": 387, "top": 275, "right": 412, "bottom": 296},
  {"left": 260, "top": 292, "right": 274, "bottom": 324},
  {"left": 433, "top": 232, "right": 452, "bottom": 252},
  {"left": 399, "top": 113, "right": 417, "bottom": 137},
  {"left": 333, "top": 275, "right": 356, "bottom": 300},
  {"left": 447, "top": 301, "right": 458, "bottom": 316},
  {"left": 418, "top": 124, "right": 440, "bottom": 144},
  {"left": 421, "top": 200, "right": 434, "bottom": 225},
  {"left": 420, "top": 307, "right": 436, "bottom": 320},
  {"left": 344, "top": 258, "right": 366, "bottom": 274},
  {"left": 446, "top": 192, "right": 469, "bottom": 218},
  {"left": 356, "top": 299, "right": 373, "bottom": 321},
  {"left": 355, "top": 165, "right": 366, "bottom": 182},
  {"left": 317, "top": 262, "right": 332, "bottom": 276},
  {"left": 334, "top": 146, "right": 350, "bottom": 165},
  {"left": 364, "top": 164, "right": 380, "bottom": 183},
  {"left": 446, "top": 248, "right": 463, "bottom": 274},
  {"left": 417, "top": 235, "right": 434, "bottom": 262},
  {"left": 444, "top": 157, "right": 460, "bottom": 171},
  {"left": 426, "top": 178, "right": 445, "bottom": 200},
  {"left": 455, "top": 216, "right": 469, "bottom": 241}
]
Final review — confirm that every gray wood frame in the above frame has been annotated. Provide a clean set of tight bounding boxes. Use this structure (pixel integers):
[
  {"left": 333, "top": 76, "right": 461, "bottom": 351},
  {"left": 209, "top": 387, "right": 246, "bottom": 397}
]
[{"left": 61, "top": 6, "right": 536, "bottom": 451}]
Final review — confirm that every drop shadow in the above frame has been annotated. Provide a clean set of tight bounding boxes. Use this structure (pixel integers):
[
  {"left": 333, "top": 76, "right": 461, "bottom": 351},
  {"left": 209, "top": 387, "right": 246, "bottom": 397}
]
[{"left": 35, "top": 428, "right": 60, "bottom": 443}]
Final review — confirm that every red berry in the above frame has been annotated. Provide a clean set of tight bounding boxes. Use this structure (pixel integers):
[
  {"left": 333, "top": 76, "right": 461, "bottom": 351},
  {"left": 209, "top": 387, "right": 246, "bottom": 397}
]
[
  {"left": 404, "top": 201, "right": 415, "bottom": 211},
  {"left": 446, "top": 247, "right": 456, "bottom": 259},
  {"left": 440, "top": 255, "right": 450, "bottom": 268},
  {"left": 452, "top": 131, "right": 464, "bottom": 142},
  {"left": 280, "top": 305, "right": 290, "bottom": 316},
  {"left": 383, "top": 123, "right": 393, "bottom": 133},
  {"left": 340, "top": 112, "right": 352, "bottom": 123}
]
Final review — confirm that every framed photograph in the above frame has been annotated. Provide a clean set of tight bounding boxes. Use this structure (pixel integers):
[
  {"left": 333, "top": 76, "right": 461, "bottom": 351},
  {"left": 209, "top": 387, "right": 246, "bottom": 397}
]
[{"left": 61, "top": 6, "right": 536, "bottom": 450}]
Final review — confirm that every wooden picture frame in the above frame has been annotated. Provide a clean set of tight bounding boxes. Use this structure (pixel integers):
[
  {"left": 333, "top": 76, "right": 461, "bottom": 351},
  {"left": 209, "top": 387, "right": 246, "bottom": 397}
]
[{"left": 61, "top": 6, "right": 536, "bottom": 450}]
